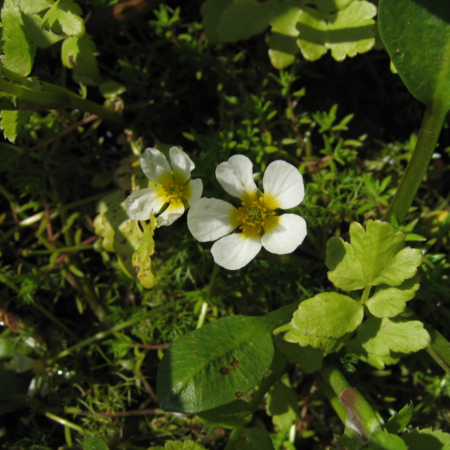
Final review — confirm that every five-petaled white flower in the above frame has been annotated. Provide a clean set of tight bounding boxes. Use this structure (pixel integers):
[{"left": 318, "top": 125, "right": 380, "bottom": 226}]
[
  {"left": 125, "top": 147, "right": 203, "bottom": 227},
  {"left": 187, "top": 155, "right": 307, "bottom": 270}
]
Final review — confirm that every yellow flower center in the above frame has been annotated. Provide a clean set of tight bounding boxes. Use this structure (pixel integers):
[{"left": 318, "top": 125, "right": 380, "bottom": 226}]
[
  {"left": 163, "top": 180, "right": 184, "bottom": 204},
  {"left": 237, "top": 195, "right": 277, "bottom": 237}
]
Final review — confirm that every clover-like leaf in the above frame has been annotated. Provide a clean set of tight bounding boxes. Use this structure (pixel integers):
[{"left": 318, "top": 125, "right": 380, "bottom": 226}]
[
  {"left": 366, "top": 276, "right": 419, "bottom": 318},
  {"left": 1, "top": 0, "right": 35, "bottom": 76},
  {"left": 292, "top": 292, "right": 363, "bottom": 339},
  {"left": 401, "top": 428, "right": 450, "bottom": 450},
  {"left": 268, "top": 0, "right": 302, "bottom": 69},
  {"left": 358, "top": 317, "right": 430, "bottom": 357},
  {"left": 385, "top": 402, "right": 414, "bottom": 435},
  {"left": 0, "top": 110, "right": 31, "bottom": 143},
  {"left": 42, "top": 0, "right": 85, "bottom": 37},
  {"left": 284, "top": 327, "right": 348, "bottom": 354},
  {"left": 62, "top": 35, "right": 99, "bottom": 78},
  {"left": 132, "top": 216, "right": 157, "bottom": 289},
  {"left": 297, "top": 0, "right": 376, "bottom": 62}
]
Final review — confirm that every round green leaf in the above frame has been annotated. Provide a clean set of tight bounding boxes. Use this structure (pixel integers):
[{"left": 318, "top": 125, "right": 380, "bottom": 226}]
[
  {"left": 379, "top": 0, "right": 450, "bottom": 111},
  {"left": 157, "top": 316, "right": 274, "bottom": 413}
]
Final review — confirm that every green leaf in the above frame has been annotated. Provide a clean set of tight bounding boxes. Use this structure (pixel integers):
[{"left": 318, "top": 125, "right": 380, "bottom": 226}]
[
  {"left": 358, "top": 317, "right": 430, "bottom": 357},
  {"left": 93, "top": 191, "right": 128, "bottom": 253},
  {"left": 297, "top": 1, "right": 376, "bottom": 62},
  {"left": 22, "top": 12, "right": 65, "bottom": 49},
  {"left": 379, "top": 0, "right": 450, "bottom": 112},
  {"left": 385, "top": 403, "right": 414, "bottom": 435},
  {"left": 268, "top": 0, "right": 301, "bottom": 69},
  {"left": 200, "top": 0, "right": 233, "bottom": 44},
  {"left": 99, "top": 80, "right": 127, "bottom": 99},
  {"left": 157, "top": 315, "right": 275, "bottom": 413},
  {"left": 42, "top": 0, "right": 85, "bottom": 37},
  {"left": 316, "top": 0, "right": 354, "bottom": 14},
  {"left": 292, "top": 292, "right": 363, "bottom": 339},
  {"left": 196, "top": 400, "right": 251, "bottom": 429},
  {"left": 132, "top": 217, "right": 157, "bottom": 289},
  {"left": 236, "top": 428, "right": 275, "bottom": 450},
  {"left": 401, "top": 428, "right": 450, "bottom": 450},
  {"left": 266, "top": 379, "right": 299, "bottom": 432},
  {"left": 83, "top": 436, "right": 110, "bottom": 450},
  {"left": 1, "top": 0, "right": 35, "bottom": 76},
  {"left": 296, "top": 6, "right": 328, "bottom": 61},
  {"left": 326, "top": 236, "right": 366, "bottom": 291},
  {"left": 365, "top": 276, "right": 419, "bottom": 318},
  {"left": 149, "top": 441, "right": 206, "bottom": 450},
  {"left": 216, "top": 0, "right": 279, "bottom": 43},
  {"left": 349, "top": 220, "right": 422, "bottom": 287},
  {"left": 274, "top": 333, "right": 324, "bottom": 373},
  {"left": 0, "top": 110, "right": 31, "bottom": 143},
  {"left": 345, "top": 336, "right": 401, "bottom": 370},
  {"left": 284, "top": 326, "right": 348, "bottom": 354},
  {"left": 17, "top": 0, "right": 51, "bottom": 15},
  {"left": 61, "top": 35, "right": 99, "bottom": 78},
  {"left": 368, "top": 428, "right": 407, "bottom": 450},
  {"left": 113, "top": 219, "right": 142, "bottom": 279},
  {"left": 326, "top": 0, "right": 377, "bottom": 62}
]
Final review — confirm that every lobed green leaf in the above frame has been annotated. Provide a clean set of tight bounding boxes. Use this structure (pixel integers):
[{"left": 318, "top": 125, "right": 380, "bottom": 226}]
[
  {"left": 284, "top": 327, "right": 348, "bottom": 354},
  {"left": 365, "top": 276, "right": 419, "bottom": 318},
  {"left": 1, "top": 0, "right": 35, "bottom": 76},
  {"left": 358, "top": 317, "right": 430, "bottom": 357},
  {"left": 292, "top": 292, "right": 363, "bottom": 339},
  {"left": 368, "top": 428, "right": 407, "bottom": 450},
  {"left": 42, "top": 0, "right": 85, "bottom": 37},
  {"left": 62, "top": 35, "right": 99, "bottom": 78},
  {"left": 401, "top": 428, "right": 450, "bottom": 450},
  {"left": 266, "top": 379, "right": 299, "bottom": 432},
  {"left": 0, "top": 110, "right": 31, "bottom": 143}
]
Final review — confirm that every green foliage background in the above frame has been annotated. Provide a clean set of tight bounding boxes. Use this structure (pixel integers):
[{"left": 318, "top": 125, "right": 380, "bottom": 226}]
[{"left": 0, "top": 0, "right": 450, "bottom": 449}]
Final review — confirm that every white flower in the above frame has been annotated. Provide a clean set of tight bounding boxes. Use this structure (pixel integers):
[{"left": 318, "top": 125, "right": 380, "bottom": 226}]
[
  {"left": 125, "top": 147, "right": 203, "bottom": 227},
  {"left": 187, "top": 155, "right": 307, "bottom": 270}
]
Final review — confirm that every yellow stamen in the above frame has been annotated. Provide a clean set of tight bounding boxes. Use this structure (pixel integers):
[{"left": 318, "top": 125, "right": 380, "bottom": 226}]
[
  {"left": 163, "top": 180, "right": 184, "bottom": 203},
  {"left": 236, "top": 194, "right": 278, "bottom": 237}
]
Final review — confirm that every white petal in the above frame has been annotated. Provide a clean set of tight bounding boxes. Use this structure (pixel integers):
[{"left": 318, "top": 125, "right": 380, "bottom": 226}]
[
  {"left": 169, "top": 146, "right": 195, "bottom": 185},
  {"left": 263, "top": 160, "right": 304, "bottom": 209},
  {"left": 157, "top": 201, "right": 185, "bottom": 227},
  {"left": 184, "top": 178, "right": 203, "bottom": 207},
  {"left": 261, "top": 214, "right": 307, "bottom": 254},
  {"left": 216, "top": 154, "right": 258, "bottom": 201},
  {"left": 125, "top": 187, "right": 166, "bottom": 220},
  {"left": 212, "top": 233, "right": 262, "bottom": 270},
  {"left": 140, "top": 148, "right": 173, "bottom": 185},
  {"left": 187, "top": 198, "right": 239, "bottom": 242}
]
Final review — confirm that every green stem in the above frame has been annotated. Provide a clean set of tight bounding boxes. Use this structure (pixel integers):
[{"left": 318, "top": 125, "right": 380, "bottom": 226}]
[
  {"left": 262, "top": 302, "right": 298, "bottom": 330},
  {"left": 316, "top": 374, "right": 347, "bottom": 425},
  {"left": 23, "top": 245, "right": 94, "bottom": 256},
  {"left": 196, "top": 263, "right": 220, "bottom": 329},
  {"left": 248, "top": 365, "right": 284, "bottom": 413},
  {"left": 359, "top": 286, "right": 371, "bottom": 304},
  {"left": 41, "top": 81, "right": 123, "bottom": 124},
  {"left": 224, "top": 426, "right": 245, "bottom": 450},
  {"left": 45, "top": 412, "right": 87, "bottom": 434},
  {"left": 385, "top": 106, "right": 447, "bottom": 224}
]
